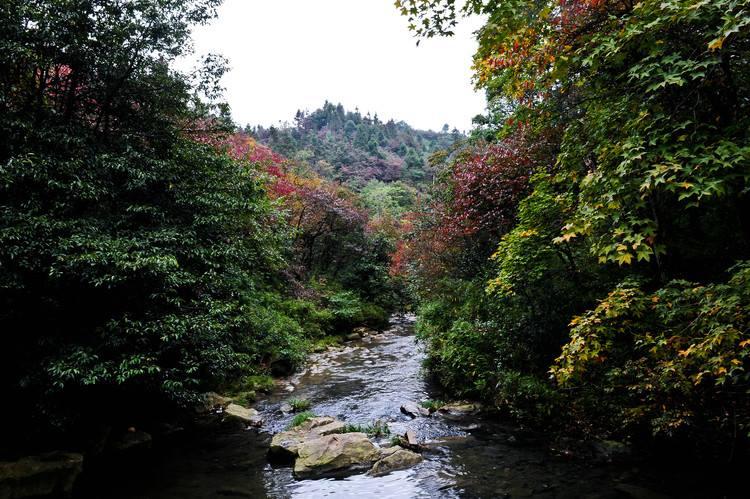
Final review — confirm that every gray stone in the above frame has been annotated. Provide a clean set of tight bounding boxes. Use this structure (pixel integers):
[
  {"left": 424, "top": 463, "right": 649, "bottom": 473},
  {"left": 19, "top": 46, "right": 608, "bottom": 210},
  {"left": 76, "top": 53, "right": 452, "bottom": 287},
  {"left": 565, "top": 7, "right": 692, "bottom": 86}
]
[
  {"left": 400, "top": 402, "right": 429, "bottom": 418},
  {"left": 0, "top": 453, "right": 83, "bottom": 499}
]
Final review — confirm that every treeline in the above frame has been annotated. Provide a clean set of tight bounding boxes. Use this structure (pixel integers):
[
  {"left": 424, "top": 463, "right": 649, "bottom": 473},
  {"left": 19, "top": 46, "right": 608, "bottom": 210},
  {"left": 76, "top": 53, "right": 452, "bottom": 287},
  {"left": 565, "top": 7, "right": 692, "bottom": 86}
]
[
  {"left": 0, "top": 0, "right": 400, "bottom": 455},
  {"left": 250, "top": 101, "right": 462, "bottom": 187},
  {"left": 395, "top": 0, "right": 750, "bottom": 455}
]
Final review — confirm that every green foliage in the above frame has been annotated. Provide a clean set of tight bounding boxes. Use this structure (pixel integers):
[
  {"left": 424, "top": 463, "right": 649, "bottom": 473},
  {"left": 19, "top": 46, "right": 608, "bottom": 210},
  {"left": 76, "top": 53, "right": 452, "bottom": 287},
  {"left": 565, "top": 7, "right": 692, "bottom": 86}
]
[
  {"left": 325, "top": 289, "right": 389, "bottom": 331},
  {"left": 288, "top": 398, "right": 312, "bottom": 412},
  {"left": 493, "top": 370, "right": 562, "bottom": 426},
  {"left": 288, "top": 411, "right": 316, "bottom": 429},
  {"left": 252, "top": 102, "right": 458, "bottom": 189},
  {"left": 238, "top": 375, "right": 275, "bottom": 394},
  {"left": 398, "top": 0, "right": 750, "bottom": 452},
  {"left": 419, "top": 399, "right": 445, "bottom": 412},
  {"left": 553, "top": 263, "right": 750, "bottom": 438},
  {"left": 360, "top": 180, "right": 417, "bottom": 218},
  {"left": 342, "top": 420, "right": 391, "bottom": 437}
]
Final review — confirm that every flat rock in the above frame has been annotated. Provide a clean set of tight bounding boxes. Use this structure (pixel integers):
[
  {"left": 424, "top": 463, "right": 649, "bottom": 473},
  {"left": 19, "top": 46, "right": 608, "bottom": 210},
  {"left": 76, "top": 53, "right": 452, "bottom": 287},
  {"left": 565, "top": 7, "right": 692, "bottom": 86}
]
[
  {"left": 314, "top": 421, "right": 346, "bottom": 436},
  {"left": 224, "top": 404, "right": 262, "bottom": 427},
  {"left": 294, "top": 432, "right": 380, "bottom": 478},
  {"left": 438, "top": 402, "right": 482, "bottom": 415},
  {"left": 0, "top": 452, "right": 83, "bottom": 499}
]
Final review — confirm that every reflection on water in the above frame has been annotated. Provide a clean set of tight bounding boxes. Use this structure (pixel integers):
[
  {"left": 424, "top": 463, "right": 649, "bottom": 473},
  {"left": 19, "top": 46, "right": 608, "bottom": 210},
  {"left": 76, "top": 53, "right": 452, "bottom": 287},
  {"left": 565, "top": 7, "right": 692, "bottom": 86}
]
[{"left": 76, "top": 315, "right": 738, "bottom": 498}]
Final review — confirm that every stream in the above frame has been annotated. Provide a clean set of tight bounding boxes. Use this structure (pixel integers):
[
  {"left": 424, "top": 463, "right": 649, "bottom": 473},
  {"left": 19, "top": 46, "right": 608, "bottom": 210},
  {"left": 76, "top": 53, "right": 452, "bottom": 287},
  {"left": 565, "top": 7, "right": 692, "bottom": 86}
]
[{"left": 77, "top": 314, "right": 736, "bottom": 498}]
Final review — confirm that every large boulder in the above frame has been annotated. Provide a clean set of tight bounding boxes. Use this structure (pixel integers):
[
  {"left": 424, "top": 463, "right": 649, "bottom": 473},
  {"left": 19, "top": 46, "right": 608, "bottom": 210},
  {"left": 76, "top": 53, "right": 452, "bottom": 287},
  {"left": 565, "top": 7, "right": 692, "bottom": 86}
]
[
  {"left": 368, "top": 449, "right": 423, "bottom": 476},
  {"left": 0, "top": 453, "right": 83, "bottom": 499},
  {"left": 293, "top": 433, "right": 380, "bottom": 478},
  {"left": 268, "top": 417, "right": 342, "bottom": 462}
]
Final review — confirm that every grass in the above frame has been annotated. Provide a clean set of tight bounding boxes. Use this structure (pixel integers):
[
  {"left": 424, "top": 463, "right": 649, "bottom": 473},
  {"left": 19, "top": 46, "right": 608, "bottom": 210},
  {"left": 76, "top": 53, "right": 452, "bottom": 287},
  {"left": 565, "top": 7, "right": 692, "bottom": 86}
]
[
  {"left": 310, "top": 335, "right": 343, "bottom": 353},
  {"left": 287, "top": 411, "right": 316, "bottom": 429},
  {"left": 419, "top": 399, "right": 445, "bottom": 412},
  {"left": 288, "top": 398, "right": 312, "bottom": 412},
  {"left": 342, "top": 420, "right": 391, "bottom": 437}
]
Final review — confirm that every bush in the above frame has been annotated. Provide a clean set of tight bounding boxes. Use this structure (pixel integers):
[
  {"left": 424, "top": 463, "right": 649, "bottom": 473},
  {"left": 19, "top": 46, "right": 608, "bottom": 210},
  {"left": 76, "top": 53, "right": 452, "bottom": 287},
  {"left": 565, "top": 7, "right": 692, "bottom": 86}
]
[{"left": 493, "top": 370, "right": 562, "bottom": 426}]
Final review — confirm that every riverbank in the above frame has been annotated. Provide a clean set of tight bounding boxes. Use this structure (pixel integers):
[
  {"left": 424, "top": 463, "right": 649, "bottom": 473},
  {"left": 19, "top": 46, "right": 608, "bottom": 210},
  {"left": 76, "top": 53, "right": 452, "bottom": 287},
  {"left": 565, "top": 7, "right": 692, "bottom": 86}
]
[{"left": 53, "top": 314, "right": 742, "bottom": 498}]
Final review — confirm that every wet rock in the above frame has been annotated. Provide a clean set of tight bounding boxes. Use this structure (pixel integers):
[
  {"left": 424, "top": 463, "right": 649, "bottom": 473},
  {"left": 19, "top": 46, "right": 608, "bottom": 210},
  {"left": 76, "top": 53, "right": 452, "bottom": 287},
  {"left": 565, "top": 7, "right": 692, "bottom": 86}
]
[
  {"left": 108, "top": 429, "right": 152, "bottom": 453},
  {"left": 405, "top": 430, "right": 419, "bottom": 447},
  {"left": 224, "top": 403, "right": 263, "bottom": 427},
  {"left": 280, "top": 403, "right": 293, "bottom": 414},
  {"left": 400, "top": 402, "right": 430, "bottom": 418},
  {"left": 368, "top": 448, "right": 423, "bottom": 476},
  {"left": 345, "top": 332, "right": 361, "bottom": 342},
  {"left": 293, "top": 432, "right": 380, "bottom": 478},
  {"left": 0, "top": 452, "right": 83, "bottom": 499},
  {"left": 392, "top": 430, "right": 424, "bottom": 452}
]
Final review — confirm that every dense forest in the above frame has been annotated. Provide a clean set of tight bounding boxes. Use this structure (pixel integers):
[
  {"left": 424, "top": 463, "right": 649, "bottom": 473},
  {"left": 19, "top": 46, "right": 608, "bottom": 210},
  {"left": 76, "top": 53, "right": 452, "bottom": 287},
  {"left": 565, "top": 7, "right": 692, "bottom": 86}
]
[
  {"left": 250, "top": 101, "right": 462, "bottom": 188},
  {"left": 0, "top": 0, "right": 411, "bottom": 456},
  {"left": 394, "top": 0, "right": 750, "bottom": 457},
  {"left": 1, "top": 0, "right": 749, "bottom": 496}
]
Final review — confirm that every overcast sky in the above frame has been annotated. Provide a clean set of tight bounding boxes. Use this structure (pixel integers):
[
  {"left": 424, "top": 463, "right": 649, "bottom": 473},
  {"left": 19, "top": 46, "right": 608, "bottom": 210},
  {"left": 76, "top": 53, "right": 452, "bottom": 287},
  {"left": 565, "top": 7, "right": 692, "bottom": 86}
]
[{"left": 183, "top": 0, "right": 486, "bottom": 132}]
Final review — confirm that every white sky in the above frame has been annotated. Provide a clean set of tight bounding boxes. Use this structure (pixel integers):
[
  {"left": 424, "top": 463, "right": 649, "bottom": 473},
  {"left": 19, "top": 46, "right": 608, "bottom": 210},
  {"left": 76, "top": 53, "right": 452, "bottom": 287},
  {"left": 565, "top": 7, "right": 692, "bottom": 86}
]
[{"left": 184, "top": 0, "right": 486, "bottom": 132}]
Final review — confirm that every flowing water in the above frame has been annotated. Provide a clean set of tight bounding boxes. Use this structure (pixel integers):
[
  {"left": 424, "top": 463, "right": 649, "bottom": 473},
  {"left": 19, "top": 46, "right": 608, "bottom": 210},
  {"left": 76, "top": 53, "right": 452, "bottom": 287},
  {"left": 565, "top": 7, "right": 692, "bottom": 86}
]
[{"left": 77, "top": 315, "right": 736, "bottom": 498}]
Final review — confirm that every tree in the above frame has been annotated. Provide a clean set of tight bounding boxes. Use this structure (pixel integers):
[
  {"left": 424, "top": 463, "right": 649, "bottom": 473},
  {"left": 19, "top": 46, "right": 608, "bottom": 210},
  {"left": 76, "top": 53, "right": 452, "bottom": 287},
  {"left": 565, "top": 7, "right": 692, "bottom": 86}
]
[{"left": 0, "top": 0, "right": 295, "bottom": 448}]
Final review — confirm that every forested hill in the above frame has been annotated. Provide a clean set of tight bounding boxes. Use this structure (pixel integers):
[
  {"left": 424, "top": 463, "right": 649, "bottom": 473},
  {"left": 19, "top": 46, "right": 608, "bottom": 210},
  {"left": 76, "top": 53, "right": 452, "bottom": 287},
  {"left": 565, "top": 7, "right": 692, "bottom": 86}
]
[{"left": 249, "top": 102, "right": 463, "bottom": 188}]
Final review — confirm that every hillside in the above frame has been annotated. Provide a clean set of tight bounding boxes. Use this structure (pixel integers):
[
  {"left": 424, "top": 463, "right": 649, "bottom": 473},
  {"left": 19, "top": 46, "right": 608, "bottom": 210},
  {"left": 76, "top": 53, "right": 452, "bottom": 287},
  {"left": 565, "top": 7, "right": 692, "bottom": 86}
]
[{"left": 248, "top": 101, "right": 462, "bottom": 189}]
